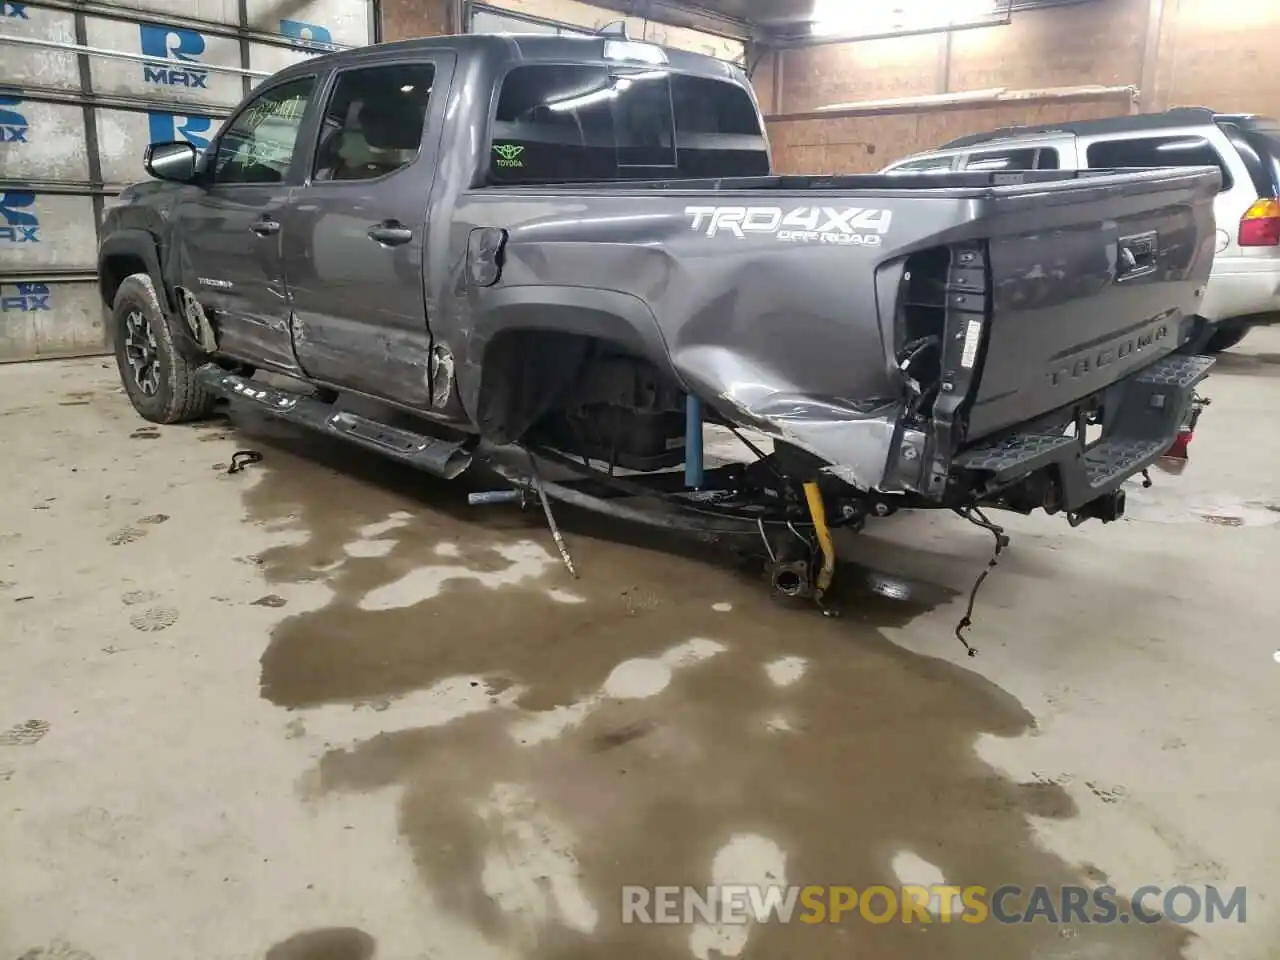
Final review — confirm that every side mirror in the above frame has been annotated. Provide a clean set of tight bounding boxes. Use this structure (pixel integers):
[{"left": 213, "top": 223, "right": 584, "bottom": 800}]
[{"left": 144, "top": 141, "right": 198, "bottom": 182}]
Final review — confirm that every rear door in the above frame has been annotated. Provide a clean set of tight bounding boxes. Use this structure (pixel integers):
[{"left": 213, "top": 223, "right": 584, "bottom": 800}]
[
  {"left": 173, "top": 75, "right": 317, "bottom": 373},
  {"left": 279, "top": 53, "right": 455, "bottom": 407}
]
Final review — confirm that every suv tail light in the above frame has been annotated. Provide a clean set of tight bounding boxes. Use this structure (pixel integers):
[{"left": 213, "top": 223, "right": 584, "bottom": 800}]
[{"left": 1238, "top": 198, "right": 1280, "bottom": 247}]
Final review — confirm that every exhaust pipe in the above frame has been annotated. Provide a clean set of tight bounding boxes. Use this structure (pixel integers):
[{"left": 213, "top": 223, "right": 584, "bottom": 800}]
[{"left": 769, "top": 560, "right": 813, "bottom": 600}]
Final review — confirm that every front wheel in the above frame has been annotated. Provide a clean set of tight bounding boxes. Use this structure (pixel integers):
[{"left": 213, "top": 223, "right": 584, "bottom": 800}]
[{"left": 112, "top": 273, "right": 215, "bottom": 424}]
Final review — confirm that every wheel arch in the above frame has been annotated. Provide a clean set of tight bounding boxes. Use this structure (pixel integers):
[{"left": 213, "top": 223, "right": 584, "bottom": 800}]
[
  {"left": 99, "top": 230, "right": 170, "bottom": 313},
  {"left": 466, "top": 286, "right": 681, "bottom": 445}
]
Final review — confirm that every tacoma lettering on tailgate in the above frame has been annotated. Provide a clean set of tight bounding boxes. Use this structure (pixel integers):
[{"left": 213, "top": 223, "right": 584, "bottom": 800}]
[{"left": 1048, "top": 319, "right": 1170, "bottom": 387}]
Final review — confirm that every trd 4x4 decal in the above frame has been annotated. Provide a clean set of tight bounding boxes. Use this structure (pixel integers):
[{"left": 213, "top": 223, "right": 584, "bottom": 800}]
[{"left": 684, "top": 205, "right": 893, "bottom": 246}]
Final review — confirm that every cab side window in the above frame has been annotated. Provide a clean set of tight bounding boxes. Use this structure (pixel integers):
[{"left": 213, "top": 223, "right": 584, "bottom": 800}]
[
  {"left": 1086, "top": 136, "right": 1233, "bottom": 190},
  {"left": 214, "top": 77, "right": 314, "bottom": 185},
  {"left": 312, "top": 63, "right": 436, "bottom": 182}
]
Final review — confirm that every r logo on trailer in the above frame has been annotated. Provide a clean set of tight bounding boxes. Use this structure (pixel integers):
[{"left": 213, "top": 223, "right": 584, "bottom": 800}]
[
  {"left": 148, "top": 113, "right": 212, "bottom": 149},
  {"left": 0, "top": 190, "right": 39, "bottom": 243},
  {"left": 0, "top": 282, "right": 51, "bottom": 312},
  {"left": 279, "top": 19, "right": 336, "bottom": 51},
  {"left": 140, "top": 24, "right": 209, "bottom": 88},
  {"left": 0, "top": 96, "right": 28, "bottom": 143}
]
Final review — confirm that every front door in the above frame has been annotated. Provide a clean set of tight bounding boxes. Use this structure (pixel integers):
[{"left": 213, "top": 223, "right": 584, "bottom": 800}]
[
  {"left": 174, "top": 75, "right": 317, "bottom": 373},
  {"left": 279, "top": 56, "right": 452, "bottom": 408}
]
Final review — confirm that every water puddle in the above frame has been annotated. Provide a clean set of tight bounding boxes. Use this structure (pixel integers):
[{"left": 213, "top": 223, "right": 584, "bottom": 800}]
[{"left": 229, "top": 408, "right": 1194, "bottom": 959}]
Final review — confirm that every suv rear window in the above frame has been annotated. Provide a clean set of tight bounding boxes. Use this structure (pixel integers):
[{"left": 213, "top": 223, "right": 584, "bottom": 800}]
[
  {"left": 489, "top": 64, "right": 769, "bottom": 183},
  {"left": 1085, "top": 136, "right": 1232, "bottom": 190}
]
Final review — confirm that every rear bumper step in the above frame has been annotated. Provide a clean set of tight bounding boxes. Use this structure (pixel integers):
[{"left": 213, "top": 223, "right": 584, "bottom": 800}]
[
  {"left": 957, "top": 353, "right": 1214, "bottom": 512},
  {"left": 196, "top": 365, "right": 473, "bottom": 480}
]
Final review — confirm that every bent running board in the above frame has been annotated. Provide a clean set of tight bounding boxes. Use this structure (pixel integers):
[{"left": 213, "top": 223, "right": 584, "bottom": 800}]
[{"left": 195, "top": 365, "right": 474, "bottom": 480}]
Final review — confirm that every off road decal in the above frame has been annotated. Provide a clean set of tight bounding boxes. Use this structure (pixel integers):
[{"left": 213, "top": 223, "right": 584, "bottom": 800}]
[
  {"left": 684, "top": 206, "right": 893, "bottom": 246},
  {"left": 493, "top": 143, "right": 525, "bottom": 168}
]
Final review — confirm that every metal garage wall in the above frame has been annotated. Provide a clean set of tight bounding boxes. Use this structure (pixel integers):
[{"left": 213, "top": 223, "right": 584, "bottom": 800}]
[{"left": 0, "top": 0, "right": 374, "bottom": 363}]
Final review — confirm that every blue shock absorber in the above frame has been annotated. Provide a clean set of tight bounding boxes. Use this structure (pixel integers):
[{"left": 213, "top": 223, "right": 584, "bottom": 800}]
[{"left": 685, "top": 394, "right": 704, "bottom": 489}]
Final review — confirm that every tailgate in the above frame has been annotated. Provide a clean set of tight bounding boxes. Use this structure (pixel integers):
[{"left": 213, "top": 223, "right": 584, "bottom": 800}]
[{"left": 963, "top": 168, "right": 1218, "bottom": 440}]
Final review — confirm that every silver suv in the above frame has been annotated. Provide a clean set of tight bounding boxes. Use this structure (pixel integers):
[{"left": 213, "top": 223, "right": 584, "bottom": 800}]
[{"left": 882, "top": 108, "right": 1280, "bottom": 352}]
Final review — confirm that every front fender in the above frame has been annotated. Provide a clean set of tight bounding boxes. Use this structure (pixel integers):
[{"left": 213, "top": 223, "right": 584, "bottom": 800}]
[{"left": 98, "top": 228, "right": 170, "bottom": 312}]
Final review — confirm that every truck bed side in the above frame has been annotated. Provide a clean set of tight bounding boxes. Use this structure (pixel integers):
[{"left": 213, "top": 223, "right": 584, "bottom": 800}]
[{"left": 446, "top": 167, "right": 1218, "bottom": 493}]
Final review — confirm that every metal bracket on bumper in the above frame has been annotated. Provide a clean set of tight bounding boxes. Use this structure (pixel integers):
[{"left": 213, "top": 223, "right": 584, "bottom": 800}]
[{"left": 956, "top": 353, "right": 1215, "bottom": 514}]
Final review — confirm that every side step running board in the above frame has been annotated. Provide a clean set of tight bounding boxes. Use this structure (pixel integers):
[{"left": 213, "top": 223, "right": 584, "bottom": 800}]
[{"left": 196, "top": 365, "right": 473, "bottom": 480}]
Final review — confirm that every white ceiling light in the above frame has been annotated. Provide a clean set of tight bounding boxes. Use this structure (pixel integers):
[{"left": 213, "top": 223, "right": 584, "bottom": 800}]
[{"left": 810, "top": 0, "right": 1005, "bottom": 38}]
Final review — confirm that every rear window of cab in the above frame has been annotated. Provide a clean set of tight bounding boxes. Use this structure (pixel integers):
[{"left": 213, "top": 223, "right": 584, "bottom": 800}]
[{"left": 488, "top": 64, "right": 770, "bottom": 183}]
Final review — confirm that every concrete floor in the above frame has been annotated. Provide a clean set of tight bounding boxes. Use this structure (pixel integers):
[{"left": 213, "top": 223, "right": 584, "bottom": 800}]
[{"left": 2, "top": 330, "right": 1278, "bottom": 960}]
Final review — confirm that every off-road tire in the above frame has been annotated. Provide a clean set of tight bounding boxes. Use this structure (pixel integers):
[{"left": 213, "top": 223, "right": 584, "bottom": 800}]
[
  {"left": 1203, "top": 325, "right": 1250, "bottom": 354},
  {"left": 112, "top": 272, "right": 215, "bottom": 424}
]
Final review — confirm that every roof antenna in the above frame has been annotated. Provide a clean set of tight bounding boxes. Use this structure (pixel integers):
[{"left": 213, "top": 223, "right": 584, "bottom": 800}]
[{"left": 596, "top": 19, "right": 630, "bottom": 38}]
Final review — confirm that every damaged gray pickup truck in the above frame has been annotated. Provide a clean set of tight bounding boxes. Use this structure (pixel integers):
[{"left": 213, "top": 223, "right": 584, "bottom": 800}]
[{"left": 99, "top": 31, "right": 1216, "bottom": 625}]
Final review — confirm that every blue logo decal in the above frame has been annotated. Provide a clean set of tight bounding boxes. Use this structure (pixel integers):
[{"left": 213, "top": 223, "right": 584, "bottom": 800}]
[
  {"left": 1, "top": 282, "right": 51, "bottom": 312},
  {"left": 148, "top": 112, "right": 212, "bottom": 149},
  {"left": 0, "top": 190, "right": 38, "bottom": 243},
  {"left": 139, "top": 24, "right": 209, "bottom": 88},
  {"left": 2, "top": 2, "right": 30, "bottom": 19},
  {"left": 0, "top": 96, "right": 28, "bottom": 143},
  {"left": 279, "top": 19, "right": 336, "bottom": 50}
]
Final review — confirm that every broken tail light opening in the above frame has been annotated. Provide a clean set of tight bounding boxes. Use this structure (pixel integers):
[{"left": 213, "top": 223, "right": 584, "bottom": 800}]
[
  {"left": 1165, "top": 394, "right": 1210, "bottom": 460},
  {"left": 603, "top": 40, "right": 668, "bottom": 66},
  {"left": 1238, "top": 198, "right": 1280, "bottom": 247}
]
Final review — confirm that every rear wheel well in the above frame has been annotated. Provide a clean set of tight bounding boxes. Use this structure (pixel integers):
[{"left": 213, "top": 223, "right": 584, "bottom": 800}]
[
  {"left": 99, "top": 254, "right": 151, "bottom": 308},
  {"left": 476, "top": 329, "right": 687, "bottom": 468}
]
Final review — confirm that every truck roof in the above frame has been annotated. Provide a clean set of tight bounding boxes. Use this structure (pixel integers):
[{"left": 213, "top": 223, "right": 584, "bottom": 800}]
[
  {"left": 938, "top": 107, "right": 1274, "bottom": 150},
  {"left": 270, "top": 32, "right": 746, "bottom": 86}
]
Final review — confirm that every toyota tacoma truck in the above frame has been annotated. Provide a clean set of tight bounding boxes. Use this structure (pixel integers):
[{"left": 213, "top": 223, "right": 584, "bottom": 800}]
[{"left": 98, "top": 31, "right": 1217, "bottom": 606}]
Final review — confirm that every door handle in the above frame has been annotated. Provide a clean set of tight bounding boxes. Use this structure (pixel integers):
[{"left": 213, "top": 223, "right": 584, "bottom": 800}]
[
  {"left": 251, "top": 218, "right": 280, "bottom": 237},
  {"left": 368, "top": 221, "right": 413, "bottom": 246}
]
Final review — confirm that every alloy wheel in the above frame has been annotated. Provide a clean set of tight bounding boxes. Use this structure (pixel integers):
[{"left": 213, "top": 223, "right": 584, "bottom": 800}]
[{"left": 123, "top": 309, "right": 161, "bottom": 396}]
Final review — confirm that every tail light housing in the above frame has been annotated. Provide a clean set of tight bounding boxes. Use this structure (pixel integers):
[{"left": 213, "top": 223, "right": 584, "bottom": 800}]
[{"left": 1238, "top": 198, "right": 1280, "bottom": 247}]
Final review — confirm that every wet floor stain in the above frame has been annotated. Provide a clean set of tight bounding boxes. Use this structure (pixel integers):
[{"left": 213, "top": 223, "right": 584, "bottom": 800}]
[
  {"left": 229, "top": 409, "right": 1195, "bottom": 959},
  {"left": 0, "top": 719, "right": 51, "bottom": 747},
  {"left": 1212, "top": 350, "right": 1280, "bottom": 378},
  {"left": 128, "top": 606, "right": 179, "bottom": 632},
  {"left": 1200, "top": 514, "right": 1245, "bottom": 527},
  {"left": 264, "top": 927, "right": 376, "bottom": 960},
  {"left": 16, "top": 940, "right": 96, "bottom": 960},
  {"left": 107, "top": 527, "right": 146, "bottom": 546}
]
